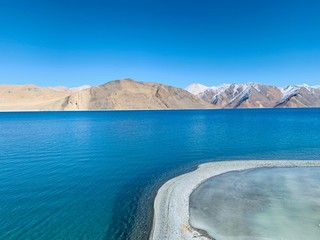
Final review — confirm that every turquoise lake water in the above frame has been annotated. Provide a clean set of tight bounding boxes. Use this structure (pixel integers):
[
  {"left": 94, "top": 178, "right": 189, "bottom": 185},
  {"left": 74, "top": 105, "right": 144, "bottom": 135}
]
[{"left": 0, "top": 109, "right": 320, "bottom": 240}]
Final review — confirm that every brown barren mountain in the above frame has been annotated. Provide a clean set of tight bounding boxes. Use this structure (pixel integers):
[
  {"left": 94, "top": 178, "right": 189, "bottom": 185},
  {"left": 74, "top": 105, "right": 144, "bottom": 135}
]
[
  {"left": 0, "top": 79, "right": 212, "bottom": 110},
  {"left": 0, "top": 84, "right": 72, "bottom": 110},
  {"left": 61, "top": 79, "right": 212, "bottom": 110}
]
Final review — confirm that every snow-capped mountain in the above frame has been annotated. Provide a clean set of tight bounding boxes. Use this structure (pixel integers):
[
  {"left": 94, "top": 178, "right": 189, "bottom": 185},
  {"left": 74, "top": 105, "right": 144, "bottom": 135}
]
[
  {"left": 186, "top": 82, "right": 320, "bottom": 108},
  {"left": 185, "top": 83, "right": 209, "bottom": 95}
]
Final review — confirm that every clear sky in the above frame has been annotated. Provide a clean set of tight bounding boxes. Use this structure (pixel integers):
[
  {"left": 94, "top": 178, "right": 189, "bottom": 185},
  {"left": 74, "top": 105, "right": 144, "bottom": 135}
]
[{"left": 0, "top": 0, "right": 319, "bottom": 88}]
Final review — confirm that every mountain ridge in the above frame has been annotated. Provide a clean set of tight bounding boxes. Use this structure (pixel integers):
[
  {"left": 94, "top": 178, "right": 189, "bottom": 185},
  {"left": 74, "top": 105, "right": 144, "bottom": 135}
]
[
  {"left": 0, "top": 79, "right": 211, "bottom": 110},
  {"left": 186, "top": 82, "right": 320, "bottom": 108},
  {"left": 1, "top": 79, "right": 320, "bottom": 110}
]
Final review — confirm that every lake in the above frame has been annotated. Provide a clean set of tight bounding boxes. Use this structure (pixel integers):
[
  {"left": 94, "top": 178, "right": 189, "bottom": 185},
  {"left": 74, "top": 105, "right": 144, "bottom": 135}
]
[{"left": 0, "top": 109, "right": 320, "bottom": 239}]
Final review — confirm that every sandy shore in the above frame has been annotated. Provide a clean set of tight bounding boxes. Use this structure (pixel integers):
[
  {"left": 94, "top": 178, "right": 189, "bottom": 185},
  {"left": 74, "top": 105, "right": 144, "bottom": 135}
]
[{"left": 149, "top": 160, "right": 320, "bottom": 240}]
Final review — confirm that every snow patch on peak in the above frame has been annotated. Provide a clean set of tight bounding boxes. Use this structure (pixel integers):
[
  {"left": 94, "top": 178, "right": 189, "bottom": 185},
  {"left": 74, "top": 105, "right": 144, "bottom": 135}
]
[
  {"left": 211, "top": 83, "right": 231, "bottom": 94},
  {"left": 296, "top": 84, "right": 320, "bottom": 90},
  {"left": 185, "top": 83, "right": 209, "bottom": 95},
  {"left": 280, "top": 86, "right": 298, "bottom": 94},
  {"left": 228, "top": 87, "right": 252, "bottom": 107},
  {"left": 249, "top": 82, "right": 262, "bottom": 92},
  {"left": 229, "top": 86, "right": 252, "bottom": 102},
  {"left": 278, "top": 86, "right": 299, "bottom": 104}
]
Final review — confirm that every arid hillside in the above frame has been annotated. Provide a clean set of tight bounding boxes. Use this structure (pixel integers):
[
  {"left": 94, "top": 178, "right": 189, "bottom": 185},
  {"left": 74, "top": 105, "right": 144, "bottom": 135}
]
[{"left": 0, "top": 79, "right": 211, "bottom": 110}]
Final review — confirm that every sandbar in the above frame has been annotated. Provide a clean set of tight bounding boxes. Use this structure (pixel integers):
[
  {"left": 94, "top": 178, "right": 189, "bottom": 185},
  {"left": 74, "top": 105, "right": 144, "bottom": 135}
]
[{"left": 149, "top": 160, "right": 320, "bottom": 240}]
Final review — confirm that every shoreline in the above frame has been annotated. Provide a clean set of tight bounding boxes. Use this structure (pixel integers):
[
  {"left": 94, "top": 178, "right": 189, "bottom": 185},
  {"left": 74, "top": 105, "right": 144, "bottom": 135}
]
[
  {"left": 149, "top": 160, "right": 320, "bottom": 240},
  {"left": 1, "top": 107, "right": 320, "bottom": 113}
]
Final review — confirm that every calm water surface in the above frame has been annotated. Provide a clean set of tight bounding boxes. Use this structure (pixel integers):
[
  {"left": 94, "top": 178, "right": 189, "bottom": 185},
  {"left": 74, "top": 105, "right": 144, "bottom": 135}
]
[
  {"left": 0, "top": 109, "right": 320, "bottom": 239},
  {"left": 190, "top": 167, "right": 320, "bottom": 240}
]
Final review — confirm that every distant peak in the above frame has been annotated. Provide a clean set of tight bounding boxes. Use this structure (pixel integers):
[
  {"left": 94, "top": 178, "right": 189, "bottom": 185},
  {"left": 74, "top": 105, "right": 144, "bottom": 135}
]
[
  {"left": 295, "top": 84, "right": 320, "bottom": 89},
  {"left": 185, "top": 83, "right": 209, "bottom": 95}
]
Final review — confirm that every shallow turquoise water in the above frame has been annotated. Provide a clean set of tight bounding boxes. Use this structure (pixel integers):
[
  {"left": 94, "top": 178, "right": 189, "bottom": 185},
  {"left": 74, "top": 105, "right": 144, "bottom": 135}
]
[
  {"left": 0, "top": 109, "right": 320, "bottom": 239},
  {"left": 190, "top": 167, "right": 320, "bottom": 240}
]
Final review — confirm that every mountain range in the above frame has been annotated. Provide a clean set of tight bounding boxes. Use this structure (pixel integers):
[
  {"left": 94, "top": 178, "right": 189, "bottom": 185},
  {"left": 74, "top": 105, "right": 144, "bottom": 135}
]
[
  {"left": 0, "top": 79, "right": 211, "bottom": 110},
  {"left": 186, "top": 83, "right": 320, "bottom": 108},
  {"left": 1, "top": 79, "right": 320, "bottom": 110}
]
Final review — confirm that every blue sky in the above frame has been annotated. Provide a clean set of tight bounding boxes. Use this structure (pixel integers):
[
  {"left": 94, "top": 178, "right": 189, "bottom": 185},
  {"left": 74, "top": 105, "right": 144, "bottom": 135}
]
[{"left": 0, "top": 0, "right": 319, "bottom": 88}]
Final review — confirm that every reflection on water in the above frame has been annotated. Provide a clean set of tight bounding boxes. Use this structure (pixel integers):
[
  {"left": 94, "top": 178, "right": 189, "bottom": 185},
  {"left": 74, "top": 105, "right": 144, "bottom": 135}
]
[{"left": 190, "top": 167, "right": 320, "bottom": 240}]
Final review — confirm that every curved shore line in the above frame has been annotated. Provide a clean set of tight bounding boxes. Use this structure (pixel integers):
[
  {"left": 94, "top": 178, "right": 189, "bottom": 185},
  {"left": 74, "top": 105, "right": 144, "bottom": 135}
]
[{"left": 149, "top": 160, "right": 320, "bottom": 240}]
